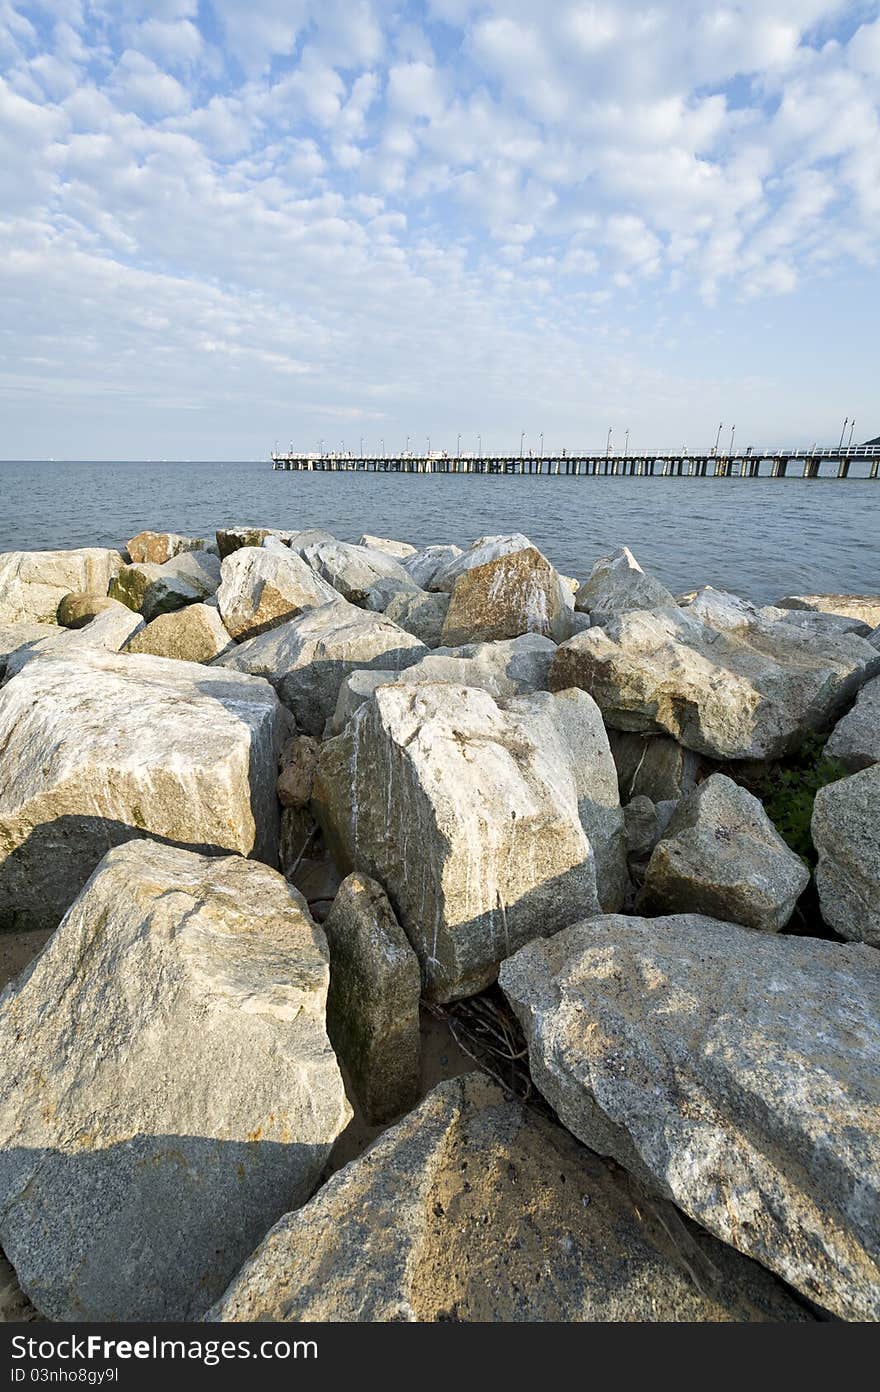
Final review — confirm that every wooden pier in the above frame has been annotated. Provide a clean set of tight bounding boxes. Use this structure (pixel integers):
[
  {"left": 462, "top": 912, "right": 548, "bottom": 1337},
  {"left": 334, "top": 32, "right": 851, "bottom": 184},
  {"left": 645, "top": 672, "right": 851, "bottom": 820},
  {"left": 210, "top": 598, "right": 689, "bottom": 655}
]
[{"left": 271, "top": 445, "right": 880, "bottom": 479}]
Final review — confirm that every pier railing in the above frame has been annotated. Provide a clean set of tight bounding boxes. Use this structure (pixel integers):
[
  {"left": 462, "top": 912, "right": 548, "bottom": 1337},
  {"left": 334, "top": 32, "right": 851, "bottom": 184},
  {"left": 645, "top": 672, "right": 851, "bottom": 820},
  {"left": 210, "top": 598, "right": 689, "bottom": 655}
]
[{"left": 270, "top": 445, "right": 880, "bottom": 479}]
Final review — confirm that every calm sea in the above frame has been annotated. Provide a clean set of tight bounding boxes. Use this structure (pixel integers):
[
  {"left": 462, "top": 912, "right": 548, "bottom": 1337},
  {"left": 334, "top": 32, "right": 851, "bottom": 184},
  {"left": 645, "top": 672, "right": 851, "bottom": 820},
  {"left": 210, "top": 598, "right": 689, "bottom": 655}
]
[{"left": 1, "top": 460, "right": 878, "bottom": 606}]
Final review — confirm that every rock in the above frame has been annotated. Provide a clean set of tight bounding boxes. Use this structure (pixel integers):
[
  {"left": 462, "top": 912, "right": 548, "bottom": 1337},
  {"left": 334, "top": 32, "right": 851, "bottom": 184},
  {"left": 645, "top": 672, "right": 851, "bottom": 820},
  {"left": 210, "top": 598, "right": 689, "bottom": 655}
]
[
  {"left": 300, "top": 540, "right": 413, "bottom": 605},
  {"left": 505, "top": 688, "right": 628, "bottom": 912},
  {"left": 777, "top": 594, "right": 880, "bottom": 628},
  {"left": 277, "top": 735, "right": 320, "bottom": 810},
  {"left": 575, "top": 546, "right": 675, "bottom": 623},
  {"left": 126, "top": 531, "right": 208, "bottom": 565},
  {"left": 608, "top": 730, "right": 702, "bottom": 802},
  {"left": 403, "top": 543, "right": 462, "bottom": 589},
  {"left": 326, "top": 633, "right": 558, "bottom": 736},
  {"left": 206, "top": 1074, "right": 808, "bottom": 1323},
  {"left": 550, "top": 606, "right": 880, "bottom": 760},
  {"left": 125, "top": 604, "right": 234, "bottom": 663},
  {"left": 0, "top": 624, "right": 52, "bottom": 682},
  {"left": 636, "top": 773, "right": 809, "bottom": 931},
  {"left": 216, "top": 547, "right": 338, "bottom": 641},
  {"left": 57, "top": 592, "right": 128, "bottom": 628},
  {"left": 215, "top": 599, "right": 427, "bottom": 735},
  {"left": 624, "top": 795, "right": 677, "bottom": 864},
  {"left": 323, "top": 873, "right": 421, "bottom": 1124},
  {"left": 813, "top": 764, "right": 880, "bottom": 947},
  {"left": 313, "top": 682, "right": 599, "bottom": 1002},
  {"left": 358, "top": 534, "right": 417, "bottom": 559},
  {"left": 869, "top": 625, "right": 880, "bottom": 653},
  {"left": 363, "top": 576, "right": 424, "bottom": 611},
  {"left": 0, "top": 840, "right": 350, "bottom": 1321},
  {"left": 824, "top": 677, "right": 880, "bottom": 771},
  {"left": 110, "top": 551, "right": 221, "bottom": 621},
  {"left": 380, "top": 589, "right": 450, "bottom": 647},
  {"left": 216, "top": 527, "right": 296, "bottom": 558},
  {"left": 287, "top": 528, "right": 337, "bottom": 555},
  {"left": 500, "top": 915, "right": 880, "bottom": 1321},
  {"left": 428, "top": 533, "right": 535, "bottom": 594},
  {"left": 440, "top": 546, "right": 571, "bottom": 646},
  {"left": 2, "top": 605, "right": 145, "bottom": 680},
  {"left": 0, "top": 548, "right": 123, "bottom": 625},
  {"left": 0, "top": 649, "right": 285, "bottom": 931}
]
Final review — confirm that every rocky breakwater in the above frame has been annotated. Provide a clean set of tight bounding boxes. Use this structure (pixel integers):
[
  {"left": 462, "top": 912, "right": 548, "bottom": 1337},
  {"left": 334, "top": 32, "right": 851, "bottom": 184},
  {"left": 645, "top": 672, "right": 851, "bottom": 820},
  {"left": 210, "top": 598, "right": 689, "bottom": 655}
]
[{"left": 0, "top": 527, "right": 878, "bottom": 1324}]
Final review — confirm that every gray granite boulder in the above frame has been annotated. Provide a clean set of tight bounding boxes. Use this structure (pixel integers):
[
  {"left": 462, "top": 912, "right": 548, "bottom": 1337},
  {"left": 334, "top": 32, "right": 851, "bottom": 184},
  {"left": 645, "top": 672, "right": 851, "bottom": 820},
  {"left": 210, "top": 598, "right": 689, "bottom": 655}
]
[
  {"left": 0, "top": 548, "right": 123, "bottom": 624},
  {"left": 313, "top": 682, "right": 599, "bottom": 1002},
  {"left": 777, "top": 594, "right": 880, "bottom": 628},
  {"left": 110, "top": 550, "right": 220, "bottom": 621},
  {"left": 403, "top": 543, "right": 462, "bottom": 589},
  {"left": 575, "top": 546, "right": 675, "bottom": 623},
  {"left": 637, "top": 773, "right": 810, "bottom": 932},
  {"left": 216, "top": 546, "right": 338, "bottom": 641},
  {"left": 0, "top": 649, "right": 285, "bottom": 931},
  {"left": 500, "top": 915, "right": 880, "bottom": 1321},
  {"left": 323, "top": 872, "right": 421, "bottom": 1124},
  {"left": 813, "top": 764, "right": 880, "bottom": 947},
  {"left": 0, "top": 841, "right": 350, "bottom": 1321},
  {"left": 0, "top": 622, "right": 58, "bottom": 682},
  {"left": 206, "top": 1074, "right": 807, "bottom": 1324},
  {"left": 358, "top": 534, "right": 417, "bottom": 559},
  {"left": 300, "top": 540, "right": 412, "bottom": 605},
  {"left": 550, "top": 606, "right": 880, "bottom": 760},
  {"left": 2, "top": 605, "right": 145, "bottom": 679}
]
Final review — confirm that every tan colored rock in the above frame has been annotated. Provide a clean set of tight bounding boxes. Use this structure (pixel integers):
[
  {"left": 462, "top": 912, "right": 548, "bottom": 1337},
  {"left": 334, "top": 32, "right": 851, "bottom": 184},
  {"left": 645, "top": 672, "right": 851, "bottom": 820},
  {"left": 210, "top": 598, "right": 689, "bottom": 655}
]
[
  {"left": 0, "top": 548, "right": 123, "bottom": 625},
  {"left": 277, "top": 735, "right": 320, "bottom": 809},
  {"left": 216, "top": 527, "right": 296, "bottom": 558},
  {"left": 126, "top": 531, "right": 208, "bottom": 565},
  {"left": 0, "top": 649, "right": 285, "bottom": 931},
  {"left": 428, "top": 534, "right": 535, "bottom": 593},
  {"left": 0, "top": 623, "right": 53, "bottom": 682},
  {"left": 358, "top": 535, "right": 417, "bottom": 559},
  {"left": 777, "top": 594, "right": 880, "bottom": 628},
  {"left": 0, "top": 840, "right": 351, "bottom": 1321},
  {"left": 125, "top": 603, "right": 233, "bottom": 663},
  {"left": 323, "top": 873, "right": 421, "bottom": 1124},
  {"left": 313, "top": 682, "right": 599, "bottom": 1002},
  {"left": 501, "top": 916, "right": 880, "bottom": 1322},
  {"left": 216, "top": 547, "right": 338, "bottom": 641},
  {"left": 441, "top": 546, "right": 571, "bottom": 646},
  {"left": 207, "top": 1075, "right": 808, "bottom": 1324}
]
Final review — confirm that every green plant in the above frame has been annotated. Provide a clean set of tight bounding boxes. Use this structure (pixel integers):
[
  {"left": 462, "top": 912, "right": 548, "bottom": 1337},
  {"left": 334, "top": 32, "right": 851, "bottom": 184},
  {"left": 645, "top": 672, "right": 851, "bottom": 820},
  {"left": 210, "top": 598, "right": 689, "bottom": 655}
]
[{"left": 742, "top": 734, "right": 848, "bottom": 866}]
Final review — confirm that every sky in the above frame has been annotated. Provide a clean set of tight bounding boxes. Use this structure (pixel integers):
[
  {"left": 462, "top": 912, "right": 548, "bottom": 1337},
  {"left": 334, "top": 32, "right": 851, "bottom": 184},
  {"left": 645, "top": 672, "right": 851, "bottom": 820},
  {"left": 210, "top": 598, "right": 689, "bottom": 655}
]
[{"left": 1, "top": 1, "right": 878, "bottom": 459}]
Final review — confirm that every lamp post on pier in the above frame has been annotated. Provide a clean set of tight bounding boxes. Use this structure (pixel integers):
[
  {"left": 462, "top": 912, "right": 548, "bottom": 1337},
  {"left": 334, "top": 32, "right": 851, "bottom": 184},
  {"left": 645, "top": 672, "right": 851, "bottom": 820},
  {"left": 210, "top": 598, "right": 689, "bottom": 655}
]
[
  {"left": 520, "top": 431, "right": 525, "bottom": 458},
  {"left": 713, "top": 422, "right": 723, "bottom": 456},
  {"left": 539, "top": 432, "right": 544, "bottom": 458},
  {"left": 729, "top": 424, "right": 736, "bottom": 457},
  {"left": 847, "top": 420, "right": 856, "bottom": 449},
  {"left": 456, "top": 433, "right": 461, "bottom": 458},
  {"left": 477, "top": 434, "right": 482, "bottom": 458}
]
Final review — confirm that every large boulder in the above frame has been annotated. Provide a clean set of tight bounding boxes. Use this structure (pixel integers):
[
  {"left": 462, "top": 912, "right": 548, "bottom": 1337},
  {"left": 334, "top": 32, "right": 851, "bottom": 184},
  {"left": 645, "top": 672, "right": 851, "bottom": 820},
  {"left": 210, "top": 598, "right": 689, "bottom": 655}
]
[
  {"left": 607, "top": 729, "right": 702, "bottom": 802},
  {"left": 0, "top": 623, "right": 53, "bottom": 682},
  {"left": 300, "top": 540, "right": 412, "bottom": 605},
  {"left": 110, "top": 551, "right": 220, "bottom": 621},
  {"left": 575, "top": 546, "right": 675, "bottom": 623},
  {"left": 125, "top": 531, "right": 208, "bottom": 565},
  {"left": 681, "top": 586, "right": 870, "bottom": 638},
  {"left": 440, "top": 546, "right": 572, "bottom": 646},
  {"left": 313, "top": 682, "right": 599, "bottom": 1002},
  {"left": 125, "top": 603, "right": 234, "bottom": 663},
  {"left": 812, "top": 764, "right": 880, "bottom": 947},
  {"left": 0, "top": 649, "right": 285, "bottom": 931},
  {"left": 215, "top": 599, "right": 427, "bottom": 735},
  {"left": 0, "top": 548, "right": 123, "bottom": 625},
  {"left": 403, "top": 543, "right": 462, "bottom": 589},
  {"left": 777, "top": 594, "right": 880, "bottom": 628},
  {"left": 428, "top": 533, "right": 535, "bottom": 593},
  {"left": 550, "top": 606, "right": 880, "bottom": 760},
  {"left": 323, "top": 873, "right": 421, "bottom": 1124},
  {"left": 637, "top": 773, "right": 809, "bottom": 931},
  {"left": 216, "top": 527, "right": 297, "bottom": 558},
  {"left": 57, "top": 592, "right": 129, "bottom": 629},
  {"left": 825, "top": 676, "right": 880, "bottom": 771},
  {"left": 216, "top": 547, "right": 338, "bottom": 641},
  {"left": 0, "top": 841, "right": 351, "bottom": 1321},
  {"left": 326, "top": 633, "right": 558, "bottom": 736},
  {"left": 207, "top": 1074, "right": 807, "bottom": 1323},
  {"left": 500, "top": 915, "right": 880, "bottom": 1321},
  {"left": 358, "top": 534, "right": 417, "bottom": 559},
  {"left": 2, "top": 605, "right": 145, "bottom": 680}
]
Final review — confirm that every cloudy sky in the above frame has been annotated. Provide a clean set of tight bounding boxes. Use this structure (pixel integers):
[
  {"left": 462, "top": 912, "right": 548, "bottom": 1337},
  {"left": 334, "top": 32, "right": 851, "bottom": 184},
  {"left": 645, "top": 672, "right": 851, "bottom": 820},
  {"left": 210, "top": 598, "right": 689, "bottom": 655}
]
[{"left": 1, "top": 1, "right": 878, "bottom": 459}]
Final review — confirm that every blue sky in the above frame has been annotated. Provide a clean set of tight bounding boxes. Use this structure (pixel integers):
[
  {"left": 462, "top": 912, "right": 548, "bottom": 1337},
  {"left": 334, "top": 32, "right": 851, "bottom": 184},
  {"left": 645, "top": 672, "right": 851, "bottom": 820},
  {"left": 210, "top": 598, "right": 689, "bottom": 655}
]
[{"left": 1, "top": 0, "right": 878, "bottom": 458}]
